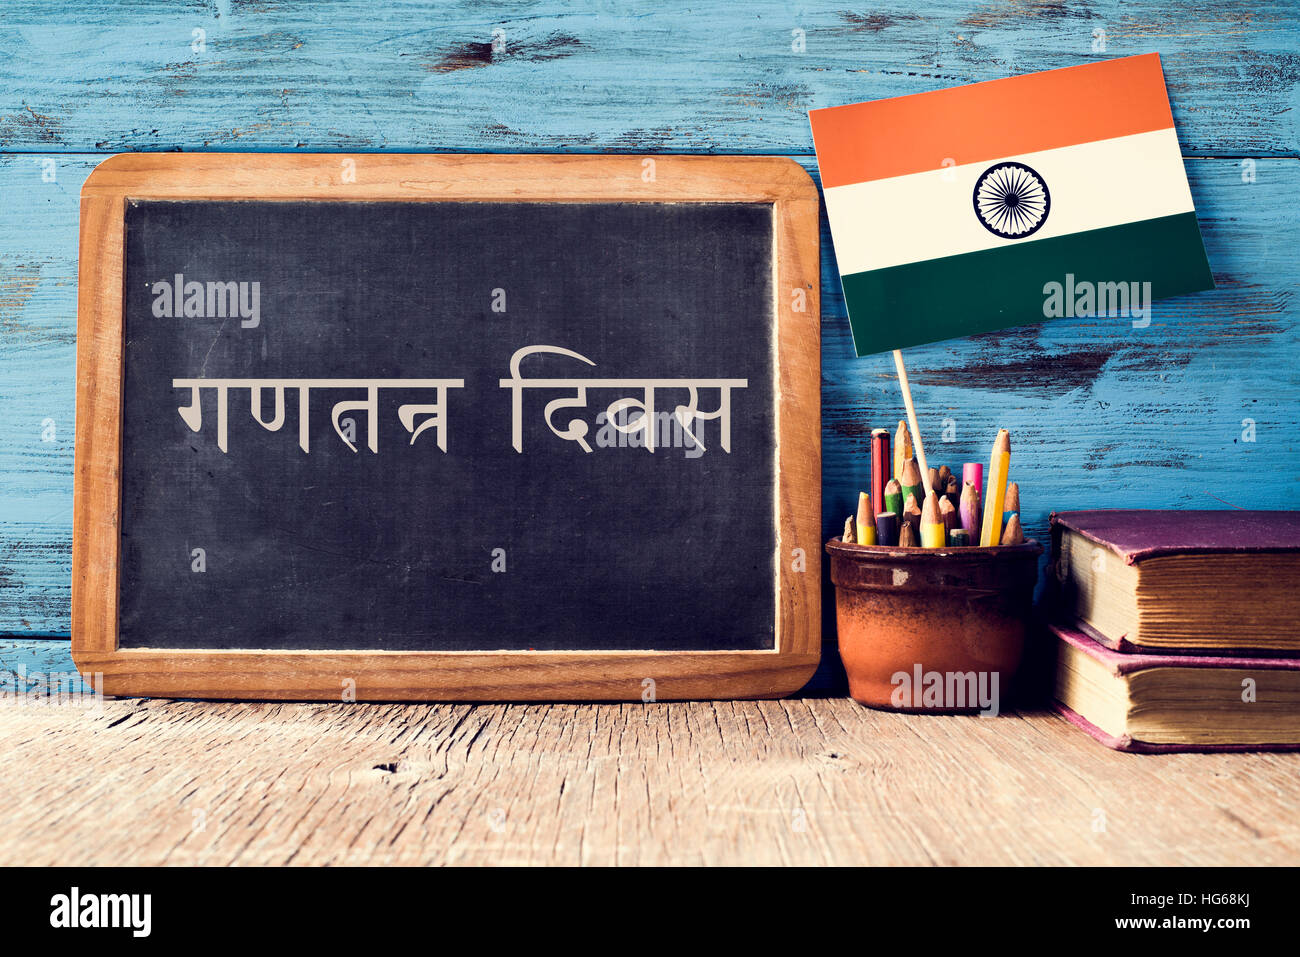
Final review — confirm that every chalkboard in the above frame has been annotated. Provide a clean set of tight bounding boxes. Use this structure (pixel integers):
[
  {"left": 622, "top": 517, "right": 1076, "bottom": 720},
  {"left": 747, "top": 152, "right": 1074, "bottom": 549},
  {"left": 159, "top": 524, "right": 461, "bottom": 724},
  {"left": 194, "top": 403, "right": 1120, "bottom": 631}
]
[
  {"left": 73, "top": 154, "right": 820, "bottom": 699},
  {"left": 121, "top": 198, "right": 774, "bottom": 651}
]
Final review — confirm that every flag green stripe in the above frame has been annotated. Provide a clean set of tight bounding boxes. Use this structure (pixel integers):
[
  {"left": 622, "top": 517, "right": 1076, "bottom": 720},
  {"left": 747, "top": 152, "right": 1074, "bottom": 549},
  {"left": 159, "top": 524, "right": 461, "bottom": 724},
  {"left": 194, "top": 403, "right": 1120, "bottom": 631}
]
[{"left": 841, "top": 212, "right": 1214, "bottom": 357}]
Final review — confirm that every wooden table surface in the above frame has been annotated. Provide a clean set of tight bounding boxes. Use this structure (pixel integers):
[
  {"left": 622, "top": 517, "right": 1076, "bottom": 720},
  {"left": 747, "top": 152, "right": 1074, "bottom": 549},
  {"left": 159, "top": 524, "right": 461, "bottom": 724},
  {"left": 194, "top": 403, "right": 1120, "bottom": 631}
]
[{"left": 4, "top": 638, "right": 1298, "bottom": 866}]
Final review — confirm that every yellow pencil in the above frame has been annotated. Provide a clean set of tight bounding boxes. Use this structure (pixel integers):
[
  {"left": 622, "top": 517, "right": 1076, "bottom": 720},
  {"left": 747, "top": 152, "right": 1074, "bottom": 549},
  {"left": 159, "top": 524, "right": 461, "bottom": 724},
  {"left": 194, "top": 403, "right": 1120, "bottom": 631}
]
[
  {"left": 893, "top": 419, "right": 913, "bottom": 482},
  {"left": 856, "top": 491, "right": 877, "bottom": 545},
  {"left": 979, "top": 429, "right": 1011, "bottom": 546},
  {"left": 920, "top": 490, "right": 946, "bottom": 548}
]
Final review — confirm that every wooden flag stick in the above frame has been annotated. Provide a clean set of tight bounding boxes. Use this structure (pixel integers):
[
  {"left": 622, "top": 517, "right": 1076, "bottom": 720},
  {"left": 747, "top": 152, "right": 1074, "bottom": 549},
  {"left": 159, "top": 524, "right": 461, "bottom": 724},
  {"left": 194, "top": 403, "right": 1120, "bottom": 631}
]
[{"left": 892, "top": 349, "right": 933, "bottom": 499}]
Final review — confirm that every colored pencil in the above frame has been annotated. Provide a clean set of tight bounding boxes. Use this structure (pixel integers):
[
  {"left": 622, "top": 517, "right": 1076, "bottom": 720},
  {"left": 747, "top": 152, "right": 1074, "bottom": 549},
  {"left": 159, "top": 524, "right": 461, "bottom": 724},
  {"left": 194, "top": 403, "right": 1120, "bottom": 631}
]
[
  {"left": 902, "top": 493, "right": 922, "bottom": 539},
  {"left": 948, "top": 529, "right": 971, "bottom": 547},
  {"left": 875, "top": 511, "right": 899, "bottom": 547},
  {"left": 870, "top": 428, "right": 890, "bottom": 517},
  {"left": 1000, "top": 513, "right": 1025, "bottom": 545},
  {"left": 927, "top": 467, "right": 940, "bottom": 498},
  {"left": 900, "top": 458, "right": 924, "bottom": 514},
  {"left": 937, "top": 465, "right": 952, "bottom": 495},
  {"left": 893, "top": 420, "right": 912, "bottom": 481},
  {"left": 979, "top": 430, "right": 1011, "bottom": 547},
  {"left": 962, "top": 462, "right": 983, "bottom": 500},
  {"left": 856, "top": 491, "right": 877, "bottom": 545},
  {"left": 1002, "top": 481, "right": 1020, "bottom": 525},
  {"left": 920, "top": 491, "right": 946, "bottom": 548},
  {"left": 944, "top": 476, "right": 960, "bottom": 509},
  {"left": 939, "top": 496, "right": 959, "bottom": 537},
  {"left": 843, "top": 515, "right": 855, "bottom": 543},
  {"left": 898, "top": 521, "right": 918, "bottom": 547},
  {"left": 959, "top": 481, "right": 980, "bottom": 539},
  {"left": 884, "top": 478, "right": 904, "bottom": 518}
]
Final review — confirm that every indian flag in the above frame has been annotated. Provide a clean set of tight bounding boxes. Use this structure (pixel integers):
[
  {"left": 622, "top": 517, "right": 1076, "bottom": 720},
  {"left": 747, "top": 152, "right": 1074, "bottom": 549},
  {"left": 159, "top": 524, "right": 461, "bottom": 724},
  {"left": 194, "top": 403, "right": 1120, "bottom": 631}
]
[{"left": 809, "top": 53, "right": 1214, "bottom": 357}]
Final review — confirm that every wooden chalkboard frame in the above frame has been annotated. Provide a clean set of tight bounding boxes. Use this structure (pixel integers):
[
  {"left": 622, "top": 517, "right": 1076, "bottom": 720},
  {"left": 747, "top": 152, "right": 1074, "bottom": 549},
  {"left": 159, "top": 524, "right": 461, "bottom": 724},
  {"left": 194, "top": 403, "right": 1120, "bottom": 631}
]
[{"left": 73, "top": 153, "right": 820, "bottom": 700}]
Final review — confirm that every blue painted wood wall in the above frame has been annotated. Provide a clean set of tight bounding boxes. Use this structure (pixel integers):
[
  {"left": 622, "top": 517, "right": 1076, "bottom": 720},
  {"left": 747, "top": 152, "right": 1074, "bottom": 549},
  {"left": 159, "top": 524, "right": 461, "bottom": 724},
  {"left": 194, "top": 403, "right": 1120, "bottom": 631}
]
[{"left": 1, "top": 3, "right": 1297, "bottom": 687}]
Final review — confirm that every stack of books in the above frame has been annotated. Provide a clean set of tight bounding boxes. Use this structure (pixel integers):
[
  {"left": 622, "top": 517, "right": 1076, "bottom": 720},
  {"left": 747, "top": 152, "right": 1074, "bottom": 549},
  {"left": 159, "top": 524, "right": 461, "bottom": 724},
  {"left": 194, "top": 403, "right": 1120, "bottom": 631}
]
[{"left": 1047, "top": 510, "right": 1300, "bottom": 752}]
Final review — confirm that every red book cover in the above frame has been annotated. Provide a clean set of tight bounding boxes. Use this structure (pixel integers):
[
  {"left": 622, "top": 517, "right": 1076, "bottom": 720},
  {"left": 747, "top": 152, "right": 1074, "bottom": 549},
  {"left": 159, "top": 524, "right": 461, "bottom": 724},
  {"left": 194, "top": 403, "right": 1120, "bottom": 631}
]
[
  {"left": 1048, "top": 509, "right": 1300, "bottom": 655},
  {"left": 1050, "top": 623, "right": 1300, "bottom": 753},
  {"left": 1051, "top": 509, "right": 1300, "bottom": 563}
]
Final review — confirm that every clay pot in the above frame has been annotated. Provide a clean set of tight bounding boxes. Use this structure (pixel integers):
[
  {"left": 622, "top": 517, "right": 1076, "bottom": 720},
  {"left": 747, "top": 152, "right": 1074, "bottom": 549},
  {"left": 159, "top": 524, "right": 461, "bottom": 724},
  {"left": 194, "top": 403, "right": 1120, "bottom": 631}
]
[{"left": 825, "top": 538, "right": 1042, "bottom": 711}]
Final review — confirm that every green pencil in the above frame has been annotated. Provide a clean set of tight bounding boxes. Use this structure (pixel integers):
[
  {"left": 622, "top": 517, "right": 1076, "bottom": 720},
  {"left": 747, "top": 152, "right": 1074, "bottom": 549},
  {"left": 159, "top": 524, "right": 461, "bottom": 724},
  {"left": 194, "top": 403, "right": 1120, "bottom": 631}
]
[
  {"left": 884, "top": 478, "right": 904, "bottom": 518},
  {"left": 899, "top": 458, "right": 924, "bottom": 516}
]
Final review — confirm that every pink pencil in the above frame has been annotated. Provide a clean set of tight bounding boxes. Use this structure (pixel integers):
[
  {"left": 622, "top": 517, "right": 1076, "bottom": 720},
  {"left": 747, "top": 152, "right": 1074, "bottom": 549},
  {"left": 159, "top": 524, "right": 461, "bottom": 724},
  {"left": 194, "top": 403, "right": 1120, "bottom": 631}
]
[
  {"left": 962, "top": 462, "right": 984, "bottom": 534},
  {"left": 959, "top": 481, "right": 981, "bottom": 539}
]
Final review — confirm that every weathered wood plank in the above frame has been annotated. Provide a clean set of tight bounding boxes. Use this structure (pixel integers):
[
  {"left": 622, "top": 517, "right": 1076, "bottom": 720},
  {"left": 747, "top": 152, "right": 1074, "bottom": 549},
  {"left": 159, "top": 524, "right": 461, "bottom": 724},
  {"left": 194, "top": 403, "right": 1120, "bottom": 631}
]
[
  {"left": 0, "top": 2, "right": 1297, "bottom": 155},
  {"left": 2, "top": 155, "right": 1296, "bottom": 646},
  {"left": 0, "top": 153, "right": 83, "bottom": 634},
  {"left": 0, "top": 636, "right": 91, "bottom": 689},
  {"left": 0, "top": 647, "right": 1296, "bottom": 866}
]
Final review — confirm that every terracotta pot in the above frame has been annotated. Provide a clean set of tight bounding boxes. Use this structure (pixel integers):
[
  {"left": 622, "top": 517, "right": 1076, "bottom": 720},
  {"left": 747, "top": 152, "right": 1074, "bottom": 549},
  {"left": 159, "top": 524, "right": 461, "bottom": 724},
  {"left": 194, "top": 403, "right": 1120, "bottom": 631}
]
[{"left": 825, "top": 538, "right": 1042, "bottom": 712}]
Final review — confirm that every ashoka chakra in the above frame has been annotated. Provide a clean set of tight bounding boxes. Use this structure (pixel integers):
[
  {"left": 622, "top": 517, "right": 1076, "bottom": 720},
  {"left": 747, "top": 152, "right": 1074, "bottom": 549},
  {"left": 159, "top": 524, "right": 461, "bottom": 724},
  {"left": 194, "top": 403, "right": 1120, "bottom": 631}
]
[{"left": 972, "top": 162, "right": 1050, "bottom": 239}]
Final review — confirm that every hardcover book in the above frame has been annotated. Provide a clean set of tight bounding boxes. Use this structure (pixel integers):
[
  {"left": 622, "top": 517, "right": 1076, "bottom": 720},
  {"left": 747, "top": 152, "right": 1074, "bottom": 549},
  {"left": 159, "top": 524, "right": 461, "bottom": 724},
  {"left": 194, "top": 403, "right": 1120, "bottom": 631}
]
[
  {"left": 1049, "top": 509, "right": 1300, "bottom": 655},
  {"left": 1050, "top": 623, "right": 1300, "bottom": 752}
]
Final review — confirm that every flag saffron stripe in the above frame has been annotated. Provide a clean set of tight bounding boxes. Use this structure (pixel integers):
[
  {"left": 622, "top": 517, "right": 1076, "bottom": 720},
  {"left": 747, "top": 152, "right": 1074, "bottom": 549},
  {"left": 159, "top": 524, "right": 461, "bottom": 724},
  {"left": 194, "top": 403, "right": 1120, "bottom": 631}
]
[
  {"left": 822, "top": 128, "right": 1194, "bottom": 274},
  {"left": 810, "top": 53, "right": 1175, "bottom": 189}
]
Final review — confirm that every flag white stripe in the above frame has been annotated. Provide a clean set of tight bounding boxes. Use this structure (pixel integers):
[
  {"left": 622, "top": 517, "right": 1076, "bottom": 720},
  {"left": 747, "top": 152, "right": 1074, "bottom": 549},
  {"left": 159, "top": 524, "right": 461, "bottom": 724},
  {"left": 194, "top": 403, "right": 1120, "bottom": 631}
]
[{"left": 823, "top": 128, "right": 1195, "bottom": 275}]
